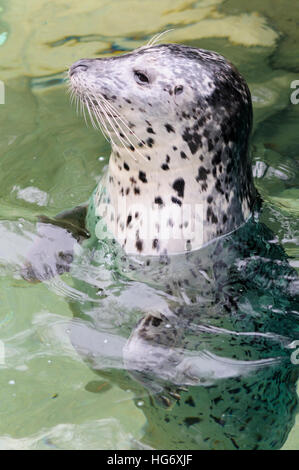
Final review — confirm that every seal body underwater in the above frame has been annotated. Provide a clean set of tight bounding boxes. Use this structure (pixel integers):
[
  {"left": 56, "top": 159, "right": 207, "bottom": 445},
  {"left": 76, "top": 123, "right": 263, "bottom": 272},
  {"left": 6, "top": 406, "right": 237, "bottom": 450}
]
[{"left": 24, "top": 43, "right": 298, "bottom": 450}]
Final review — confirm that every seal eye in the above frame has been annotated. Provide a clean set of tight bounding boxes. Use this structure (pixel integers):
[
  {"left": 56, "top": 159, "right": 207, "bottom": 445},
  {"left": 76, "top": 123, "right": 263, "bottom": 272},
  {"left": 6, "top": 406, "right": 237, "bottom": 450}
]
[
  {"left": 175, "top": 85, "right": 184, "bottom": 95},
  {"left": 134, "top": 71, "right": 149, "bottom": 85}
]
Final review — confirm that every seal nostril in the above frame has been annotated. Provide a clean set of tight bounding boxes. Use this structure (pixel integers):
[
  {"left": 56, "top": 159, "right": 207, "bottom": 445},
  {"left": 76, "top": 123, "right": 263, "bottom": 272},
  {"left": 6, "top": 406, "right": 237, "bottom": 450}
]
[{"left": 69, "top": 63, "right": 89, "bottom": 77}]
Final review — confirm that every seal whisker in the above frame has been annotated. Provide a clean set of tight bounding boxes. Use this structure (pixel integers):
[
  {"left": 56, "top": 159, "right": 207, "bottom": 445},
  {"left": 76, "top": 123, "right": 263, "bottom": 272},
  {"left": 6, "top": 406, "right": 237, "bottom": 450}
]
[
  {"left": 80, "top": 97, "right": 90, "bottom": 130},
  {"left": 75, "top": 94, "right": 80, "bottom": 115},
  {"left": 66, "top": 80, "right": 77, "bottom": 107},
  {"left": 100, "top": 96, "right": 149, "bottom": 152},
  {"left": 147, "top": 29, "right": 175, "bottom": 47},
  {"left": 84, "top": 90, "right": 146, "bottom": 163},
  {"left": 83, "top": 89, "right": 113, "bottom": 136},
  {"left": 92, "top": 97, "right": 138, "bottom": 162},
  {"left": 90, "top": 102, "right": 110, "bottom": 137},
  {"left": 85, "top": 98, "right": 100, "bottom": 131},
  {"left": 69, "top": 89, "right": 76, "bottom": 106},
  {"left": 66, "top": 85, "right": 73, "bottom": 96},
  {"left": 87, "top": 92, "right": 121, "bottom": 146},
  {"left": 100, "top": 100, "right": 151, "bottom": 163},
  {"left": 99, "top": 99, "right": 149, "bottom": 162},
  {"left": 87, "top": 91, "right": 138, "bottom": 160}
]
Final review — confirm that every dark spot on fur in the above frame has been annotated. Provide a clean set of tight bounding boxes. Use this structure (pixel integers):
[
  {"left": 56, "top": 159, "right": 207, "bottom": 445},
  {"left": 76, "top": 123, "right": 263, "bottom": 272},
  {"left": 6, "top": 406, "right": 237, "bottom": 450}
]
[
  {"left": 207, "top": 206, "right": 218, "bottom": 224},
  {"left": 196, "top": 166, "right": 210, "bottom": 182},
  {"left": 154, "top": 196, "right": 163, "bottom": 206},
  {"left": 172, "top": 178, "right": 185, "bottom": 198},
  {"left": 136, "top": 240, "right": 143, "bottom": 252},
  {"left": 185, "top": 396, "right": 195, "bottom": 407},
  {"left": 212, "top": 150, "right": 222, "bottom": 166},
  {"left": 152, "top": 239, "right": 159, "bottom": 250},
  {"left": 139, "top": 171, "right": 147, "bottom": 183},
  {"left": 182, "top": 127, "right": 203, "bottom": 155},
  {"left": 171, "top": 196, "right": 182, "bottom": 206},
  {"left": 212, "top": 213, "right": 218, "bottom": 224},
  {"left": 165, "top": 124, "right": 175, "bottom": 133},
  {"left": 180, "top": 151, "right": 188, "bottom": 159},
  {"left": 184, "top": 417, "right": 202, "bottom": 427},
  {"left": 151, "top": 316, "right": 162, "bottom": 326},
  {"left": 215, "top": 179, "right": 224, "bottom": 194}
]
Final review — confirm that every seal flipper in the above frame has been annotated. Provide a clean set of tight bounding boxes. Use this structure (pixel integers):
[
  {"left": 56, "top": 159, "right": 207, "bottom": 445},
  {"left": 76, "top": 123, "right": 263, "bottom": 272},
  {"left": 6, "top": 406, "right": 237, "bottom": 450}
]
[
  {"left": 123, "top": 312, "right": 188, "bottom": 409},
  {"left": 38, "top": 203, "right": 89, "bottom": 243},
  {"left": 22, "top": 204, "right": 89, "bottom": 282}
]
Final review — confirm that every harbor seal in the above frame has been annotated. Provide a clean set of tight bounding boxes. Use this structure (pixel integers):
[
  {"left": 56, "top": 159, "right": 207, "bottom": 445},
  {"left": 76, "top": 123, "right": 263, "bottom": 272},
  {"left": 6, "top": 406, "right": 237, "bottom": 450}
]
[
  {"left": 64, "top": 43, "right": 299, "bottom": 450},
  {"left": 69, "top": 43, "right": 258, "bottom": 256},
  {"left": 21, "top": 43, "right": 298, "bottom": 450}
]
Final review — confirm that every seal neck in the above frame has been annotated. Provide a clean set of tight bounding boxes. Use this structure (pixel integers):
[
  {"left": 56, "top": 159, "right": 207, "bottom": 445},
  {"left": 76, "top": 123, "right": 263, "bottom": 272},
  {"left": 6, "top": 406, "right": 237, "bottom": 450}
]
[
  {"left": 109, "top": 142, "right": 196, "bottom": 173},
  {"left": 92, "top": 142, "right": 255, "bottom": 256}
]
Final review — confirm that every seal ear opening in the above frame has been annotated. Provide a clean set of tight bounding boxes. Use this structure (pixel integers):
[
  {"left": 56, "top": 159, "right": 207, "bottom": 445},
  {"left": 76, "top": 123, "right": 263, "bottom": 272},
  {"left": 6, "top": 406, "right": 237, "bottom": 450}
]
[{"left": 174, "top": 85, "right": 184, "bottom": 95}]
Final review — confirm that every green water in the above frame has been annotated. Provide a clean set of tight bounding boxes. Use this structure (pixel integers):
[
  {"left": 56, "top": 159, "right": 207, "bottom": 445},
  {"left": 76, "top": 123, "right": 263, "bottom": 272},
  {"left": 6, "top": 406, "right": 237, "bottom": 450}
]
[{"left": 0, "top": 0, "right": 298, "bottom": 450}]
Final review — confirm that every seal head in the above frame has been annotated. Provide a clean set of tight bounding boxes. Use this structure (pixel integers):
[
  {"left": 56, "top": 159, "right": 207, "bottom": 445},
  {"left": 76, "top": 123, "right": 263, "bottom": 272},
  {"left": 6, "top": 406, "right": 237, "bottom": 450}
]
[{"left": 69, "top": 44, "right": 256, "bottom": 255}]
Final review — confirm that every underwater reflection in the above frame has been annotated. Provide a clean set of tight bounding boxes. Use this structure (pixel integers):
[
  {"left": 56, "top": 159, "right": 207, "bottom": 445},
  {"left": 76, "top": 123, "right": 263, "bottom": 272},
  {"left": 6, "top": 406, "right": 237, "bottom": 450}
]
[
  {"left": 15, "top": 212, "right": 299, "bottom": 450},
  {"left": 2, "top": 211, "right": 298, "bottom": 449}
]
